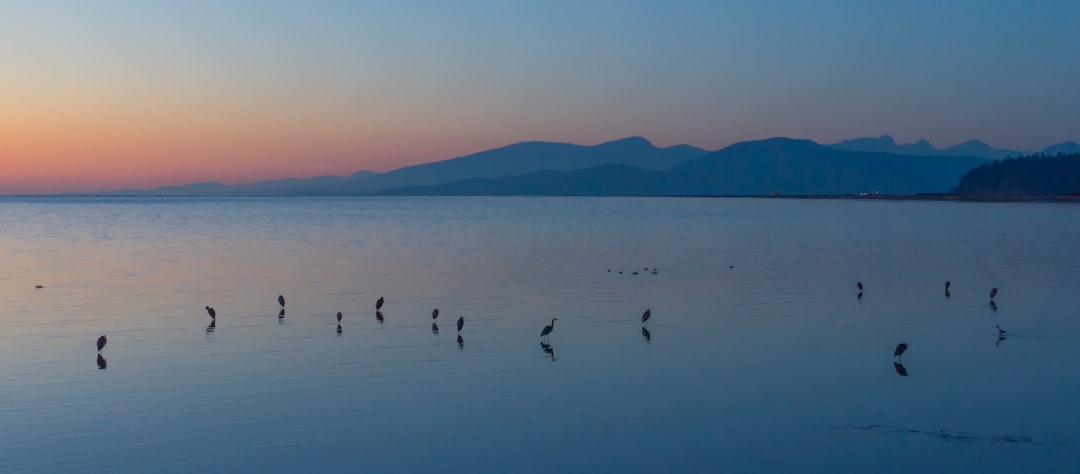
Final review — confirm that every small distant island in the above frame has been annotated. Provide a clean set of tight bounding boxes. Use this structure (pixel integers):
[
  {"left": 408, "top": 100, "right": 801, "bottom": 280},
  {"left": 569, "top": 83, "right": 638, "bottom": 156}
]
[{"left": 952, "top": 152, "right": 1080, "bottom": 196}]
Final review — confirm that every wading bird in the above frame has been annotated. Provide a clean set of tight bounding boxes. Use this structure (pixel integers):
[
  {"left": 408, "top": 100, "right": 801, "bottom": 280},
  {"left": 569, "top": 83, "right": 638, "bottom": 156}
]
[
  {"left": 893, "top": 342, "right": 908, "bottom": 360},
  {"left": 336, "top": 312, "right": 343, "bottom": 322},
  {"left": 278, "top": 294, "right": 285, "bottom": 308},
  {"left": 990, "top": 287, "right": 998, "bottom": 299},
  {"left": 540, "top": 318, "right": 558, "bottom": 342},
  {"left": 96, "top": 335, "right": 107, "bottom": 352},
  {"left": 457, "top": 316, "right": 465, "bottom": 333},
  {"left": 432, "top": 308, "right": 439, "bottom": 320},
  {"left": 205, "top": 306, "right": 216, "bottom": 320},
  {"left": 641, "top": 309, "right": 651, "bottom": 327},
  {"left": 857, "top": 281, "right": 863, "bottom": 291},
  {"left": 376, "top": 297, "right": 384, "bottom": 311},
  {"left": 945, "top": 281, "right": 951, "bottom": 291}
]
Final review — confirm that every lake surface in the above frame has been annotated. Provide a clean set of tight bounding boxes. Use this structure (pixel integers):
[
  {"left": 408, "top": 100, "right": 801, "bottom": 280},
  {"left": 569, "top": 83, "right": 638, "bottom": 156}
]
[{"left": 1, "top": 196, "right": 1079, "bottom": 473}]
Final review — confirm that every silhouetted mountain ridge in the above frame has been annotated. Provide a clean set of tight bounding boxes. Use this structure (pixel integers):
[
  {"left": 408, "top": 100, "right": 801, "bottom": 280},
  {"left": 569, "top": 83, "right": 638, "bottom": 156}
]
[{"left": 953, "top": 152, "right": 1080, "bottom": 195}]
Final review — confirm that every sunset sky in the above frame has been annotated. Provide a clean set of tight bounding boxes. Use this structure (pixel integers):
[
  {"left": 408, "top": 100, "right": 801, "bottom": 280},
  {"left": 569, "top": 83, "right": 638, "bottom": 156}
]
[{"left": 2, "top": 1, "right": 1078, "bottom": 194}]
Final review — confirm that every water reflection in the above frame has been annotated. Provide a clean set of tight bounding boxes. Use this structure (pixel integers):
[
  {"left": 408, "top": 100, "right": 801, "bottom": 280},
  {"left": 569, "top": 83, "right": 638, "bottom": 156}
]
[
  {"left": 336, "top": 324, "right": 342, "bottom": 335},
  {"left": 857, "top": 291, "right": 863, "bottom": 301},
  {"left": 205, "top": 320, "right": 216, "bottom": 333},
  {"left": 893, "top": 362, "right": 908, "bottom": 377},
  {"left": 641, "top": 327, "right": 652, "bottom": 343},
  {"left": 96, "top": 354, "right": 107, "bottom": 370},
  {"left": 945, "top": 290, "right": 951, "bottom": 299},
  {"left": 540, "top": 342, "right": 556, "bottom": 361},
  {"left": 278, "top": 308, "right": 285, "bottom": 318},
  {"left": 431, "top": 322, "right": 439, "bottom": 334},
  {"left": 457, "top": 335, "right": 464, "bottom": 349},
  {"left": 376, "top": 311, "right": 384, "bottom": 324},
  {"left": 996, "top": 335, "right": 1007, "bottom": 347},
  {"left": 990, "top": 300, "right": 998, "bottom": 311}
]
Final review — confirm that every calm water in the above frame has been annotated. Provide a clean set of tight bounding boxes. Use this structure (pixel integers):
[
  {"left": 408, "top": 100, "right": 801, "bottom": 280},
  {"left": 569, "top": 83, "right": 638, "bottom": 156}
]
[{"left": 1, "top": 196, "right": 1079, "bottom": 473}]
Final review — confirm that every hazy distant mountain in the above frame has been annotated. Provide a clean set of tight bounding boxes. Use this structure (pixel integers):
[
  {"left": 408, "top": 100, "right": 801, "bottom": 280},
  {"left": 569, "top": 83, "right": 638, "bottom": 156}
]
[
  {"left": 1042, "top": 141, "right": 1080, "bottom": 156},
  {"left": 830, "top": 135, "right": 1023, "bottom": 160},
  {"left": 107, "top": 137, "right": 705, "bottom": 196},
  {"left": 379, "top": 138, "right": 990, "bottom": 196},
  {"left": 352, "top": 136, "right": 705, "bottom": 194},
  {"left": 114, "top": 170, "right": 380, "bottom": 196}
]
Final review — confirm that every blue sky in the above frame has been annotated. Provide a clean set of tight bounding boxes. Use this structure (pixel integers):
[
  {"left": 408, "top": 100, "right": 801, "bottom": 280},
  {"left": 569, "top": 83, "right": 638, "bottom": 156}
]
[{"left": 2, "top": 0, "right": 1078, "bottom": 191}]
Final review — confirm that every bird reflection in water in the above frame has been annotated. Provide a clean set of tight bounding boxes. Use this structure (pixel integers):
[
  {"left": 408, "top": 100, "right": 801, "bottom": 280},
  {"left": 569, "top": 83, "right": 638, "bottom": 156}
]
[
  {"left": 995, "top": 335, "right": 1007, "bottom": 347},
  {"left": 540, "top": 342, "right": 556, "bottom": 361},
  {"left": 990, "top": 300, "right": 998, "bottom": 311},
  {"left": 857, "top": 291, "right": 863, "bottom": 301},
  {"left": 376, "top": 311, "right": 384, "bottom": 324},
  {"left": 893, "top": 362, "right": 907, "bottom": 377},
  {"left": 97, "top": 353, "right": 107, "bottom": 369},
  {"left": 457, "top": 335, "right": 464, "bottom": 349},
  {"left": 337, "top": 324, "right": 343, "bottom": 335},
  {"left": 642, "top": 327, "right": 652, "bottom": 343},
  {"left": 432, "top": 322, "right": 439, "bottom": 334},
  {"left": 206, "top": 319, "right": 216, "bottom": 334},
  {"left": 278, "top": 308, "right": 285, "bottom": 318}
]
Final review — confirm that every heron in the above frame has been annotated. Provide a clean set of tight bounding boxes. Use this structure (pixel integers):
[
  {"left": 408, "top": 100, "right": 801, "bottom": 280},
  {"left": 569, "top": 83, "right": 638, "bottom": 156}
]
[
  {"left": 336, "top": 311, "right": 343, "bottom": 322},
  {"left": 96, "top": 335, "right": 107, "bottom": 352},
  {"left": 432, "top": 308, "right": 439, "bottom": 320},
  {"left": 457, "top": 316, "right": 464, "bottom": 333},
  {"left": 278, "top": 294, "right": 285, "bottom": 308},
  {"left": 641, "top": 308, "right": 652, "bottom": 327},
  {"left": 205, "top": 306, "right": 216, "bottom": 320},
  {"left": 990, "top": 287, "right": 998, "bottom": 299},
  {"left": 945, "top": 281, "right": 951, "bottom": 291},
  {"left": 376, "top": 296, "right": 385, "bottom": 311},
  {"left": 996, "top": 324, "right": 1007, "bottom": 336},
  {"left": 857, "top": 281, "right": 863, "bottom": 291},
  {"left": 540, "top": 318, "right": 558, "bottom": 342},
  {"left": 893, "top": 342, "right": 908, "bottom": 360}
]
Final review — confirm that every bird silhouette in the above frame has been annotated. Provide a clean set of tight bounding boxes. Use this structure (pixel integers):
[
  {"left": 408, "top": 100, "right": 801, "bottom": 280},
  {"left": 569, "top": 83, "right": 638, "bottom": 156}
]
[
  {"left": 540, "top": 318, "right": 558, "bottom": 342},
  {"left": 996, "top": 324, "right": 1007, "bottom": 336},
  {"left": 336, "top": 311, "right": 343, "bottom": 322},
  {"left": 376, "top": 296, "right": 385, "bottom": 311},
  {"left": 642, "top": 326, "right": 652, "bottom": 342},
  {"left": 641, "top": 308, "right": 651, "bottom": 327},
  {"left": 97, "top": 354, "right": 107, "bottom": 370},
  {"left": 990, "top": 287, "right": 998, "bottom": 299},
  {"left": 945, "top": 280, "right": 951, "bottom": 291},
  {"left": 205, "top": 306, "right": 216, "bottom": 320},
  {"left": 278, "top": 294, "right": 285, "bottom": 308},
  {"left": 35, "top": 284, "right": 44, "bottom": 289},
  {"left": 893, "top": 342, "right": 908, "bottom": 361},
  {"left": 457, "top": 316, "right": 464, "bottom": 333},
  {"left": 893, "top": 362, "right": 908, "bottom": 377},
  {"left": 96, "top": 335, "right": 107, "bottom": 352},
  {"left": 432, "top": 308, "right": 439, "bottom": 320},
  {"left": 857, "top": 281, "right": 863, "bottom": 291}
]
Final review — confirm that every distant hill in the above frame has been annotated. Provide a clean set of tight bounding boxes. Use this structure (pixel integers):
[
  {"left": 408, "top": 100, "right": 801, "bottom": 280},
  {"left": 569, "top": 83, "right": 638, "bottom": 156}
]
[
  {"left": 953, "top": 152, "right": 1080, "bottom": 195},
  {"left": 107, "top": 137, "right": 705, "bottom": 196},
  {"left": 830, "top": 135, "right": 1023, "bottom": 160},
  {"left": 378, "top": 138, "right": 990, "bottom": 196}
]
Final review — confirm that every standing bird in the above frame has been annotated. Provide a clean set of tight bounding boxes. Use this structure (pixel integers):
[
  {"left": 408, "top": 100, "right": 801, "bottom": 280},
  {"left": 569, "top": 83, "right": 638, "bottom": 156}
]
[
  {"left": 857, "top": 281, "right": 863, "bottom": 291},
  {"left": 376, "top": 296, "right": 385, "bottom": 311},
  {"left": 989, "top": 287, "right": 998, "bottom": 299},
  {"left": 205, "top": 306, "right": 216, "bottom": 320},
  {"left": 278, "top": 294, "right": 285, "bottom": 308},
  {"left": 641, "top": 308, "right": 652, "bottom": 327},
  {"left": 945, "top": 281, "right": 951, "bottom": 291},
  {"left": 432, "top": 308, "right": 440, "bottom": 320},
  {"left": 996, "top": 324, "right": 1007, "bottom": 336},
  {"left": 336, "top": 311, "right": 343, "bottom": 323},
  {"left": 96, "top": 335, "right": 107, "bottom": 352},
  {"left": 540, "top": 318, "right": 558, "bottom": 342},
  {"left": 893, "top": 342, "right": 908, "bottom": 360},
  {"left": 456, "top": 316, "right": 464, "bottom": 333}
]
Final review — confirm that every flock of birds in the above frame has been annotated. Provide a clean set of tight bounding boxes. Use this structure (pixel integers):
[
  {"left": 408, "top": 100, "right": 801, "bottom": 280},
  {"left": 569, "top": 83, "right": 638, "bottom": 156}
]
[
  {"left": 88, "top": 278, "right": 1002, "bottom": 371},
  {"left": 885, "top": 280, "right": 1005, "bottom": 377}
]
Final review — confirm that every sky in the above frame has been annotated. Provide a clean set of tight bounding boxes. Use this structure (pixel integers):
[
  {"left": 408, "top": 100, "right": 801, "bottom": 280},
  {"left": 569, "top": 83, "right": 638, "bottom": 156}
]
[{"left": 2, "top": 0, "right": 1078, "bottom": 193}]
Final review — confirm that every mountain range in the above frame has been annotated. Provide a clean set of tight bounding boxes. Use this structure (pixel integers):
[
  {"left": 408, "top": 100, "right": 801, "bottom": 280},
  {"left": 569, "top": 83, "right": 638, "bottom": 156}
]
[{"left": 103, "top": 135, "right": 1078, "bottom": 197}]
